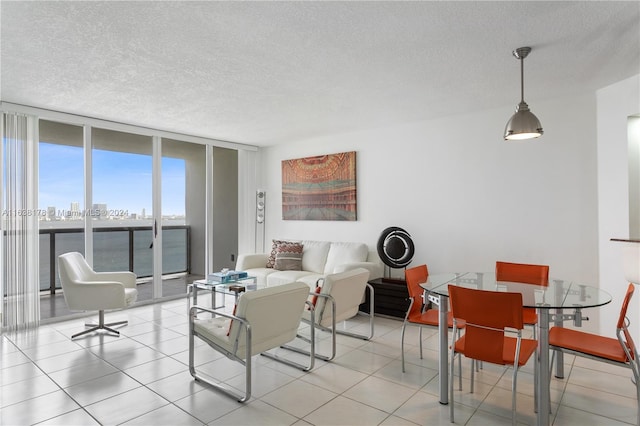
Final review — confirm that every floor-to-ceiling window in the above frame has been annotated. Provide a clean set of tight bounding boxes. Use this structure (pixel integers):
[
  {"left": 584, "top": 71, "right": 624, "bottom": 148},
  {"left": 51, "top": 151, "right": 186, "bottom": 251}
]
[
  {"left": 91, "top": 128, "right": 155, "bottom": 301},
  {"left": 28, "top": 110, "right": 244, "bottom": 322},
  {"left": 161, "top": 138, "right": 206, "bottom": 297},
  {"left": 38, "top": 120, "right": 85, "bottom": 319}
]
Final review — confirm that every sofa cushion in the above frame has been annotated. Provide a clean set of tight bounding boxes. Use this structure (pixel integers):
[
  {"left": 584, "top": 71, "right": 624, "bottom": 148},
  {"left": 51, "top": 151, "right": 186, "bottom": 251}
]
[
  {"left": 300, "top": 240, "right": 331, "bottom": 274},
  {"left": 274, "top": 244, "right": 303, "bottom": 271},
  {"left": 323, "top": 242, "right": 369, "bottom": 274},
  {"left": 295, "top": 273, "right": 325, "bottom": 290},
  {"left": 266, "top": 240, "right": 302, "bottom": 268},
  {"left": 244, "top": 268, "right": 276, "bottom": 287},
  {"left": 266, "top": 270, "right": 317, "bottom": 287}
]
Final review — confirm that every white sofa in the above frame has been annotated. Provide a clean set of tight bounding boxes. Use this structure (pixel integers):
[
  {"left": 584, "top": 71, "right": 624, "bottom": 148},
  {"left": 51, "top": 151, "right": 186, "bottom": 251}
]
[{"left": 235, "top": 240, "right": 383, "bottom": 289}]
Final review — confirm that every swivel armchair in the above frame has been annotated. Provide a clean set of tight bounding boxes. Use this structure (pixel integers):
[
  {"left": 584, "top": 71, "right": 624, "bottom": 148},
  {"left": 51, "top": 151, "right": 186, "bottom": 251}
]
[{"left": 58, "top": 252, "right": 138, "bottom": 339}]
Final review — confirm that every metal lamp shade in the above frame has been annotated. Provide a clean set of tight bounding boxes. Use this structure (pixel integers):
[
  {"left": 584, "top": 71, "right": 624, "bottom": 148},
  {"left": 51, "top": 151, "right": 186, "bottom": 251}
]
[{"left": 504, "top": 101, "right": 543, "bottom": 140}]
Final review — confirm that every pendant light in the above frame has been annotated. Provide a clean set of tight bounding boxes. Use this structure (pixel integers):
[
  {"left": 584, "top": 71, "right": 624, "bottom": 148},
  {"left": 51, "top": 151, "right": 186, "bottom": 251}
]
[{"left": 504, "top": 47, "right": 543, "bottom": 140}]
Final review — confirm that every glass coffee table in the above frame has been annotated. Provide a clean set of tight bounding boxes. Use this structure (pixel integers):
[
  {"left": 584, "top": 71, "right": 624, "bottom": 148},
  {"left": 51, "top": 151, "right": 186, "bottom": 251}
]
[{"left": 187, "top": 276, "right": 259, "bottom": 313}]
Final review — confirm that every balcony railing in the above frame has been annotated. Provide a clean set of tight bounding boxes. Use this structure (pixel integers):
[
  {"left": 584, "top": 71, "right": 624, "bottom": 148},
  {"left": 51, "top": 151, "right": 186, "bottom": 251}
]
[{"left": 39, "top": 225, "right": 191, "bottom": 294}]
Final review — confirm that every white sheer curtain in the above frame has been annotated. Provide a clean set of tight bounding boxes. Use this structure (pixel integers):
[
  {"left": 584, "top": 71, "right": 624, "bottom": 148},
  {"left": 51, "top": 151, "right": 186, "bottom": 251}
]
[{"left": 1, "top": 112, "right": 40, "bottom": 331}]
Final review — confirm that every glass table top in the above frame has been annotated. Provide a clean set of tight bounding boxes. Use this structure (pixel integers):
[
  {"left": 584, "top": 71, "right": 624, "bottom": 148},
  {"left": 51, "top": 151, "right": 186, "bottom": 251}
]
[
  {"left": 421, "top": 272, "right": 612, "bottom": 309},
  {"left": 192, "top": 276, "right": 259, "bottom": 294}
]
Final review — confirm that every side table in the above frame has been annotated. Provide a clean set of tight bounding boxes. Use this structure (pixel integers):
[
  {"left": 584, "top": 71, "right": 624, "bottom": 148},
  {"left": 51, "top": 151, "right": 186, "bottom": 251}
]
[
  {"left": 360, "top": 278, "right": 409, "bottom": 319},
  {"left": 187, "top": 277, "right": 258, "bottom": 316}
]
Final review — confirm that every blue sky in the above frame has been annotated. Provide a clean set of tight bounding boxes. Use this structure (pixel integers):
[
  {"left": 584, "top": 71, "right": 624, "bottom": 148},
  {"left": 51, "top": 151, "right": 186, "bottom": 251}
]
[{"left": 39, "top": 143, "right": 185, "bottom": 216}]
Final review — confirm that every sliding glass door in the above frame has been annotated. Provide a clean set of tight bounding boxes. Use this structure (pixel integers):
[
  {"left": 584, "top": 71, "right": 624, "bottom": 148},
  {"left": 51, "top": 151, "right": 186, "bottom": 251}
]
[
  {"left": 161, "top": 138, "right": 206, "bottom": 296},
  {"left": 92, "top": 128, "right": 155, "bottom": 302},
  {"left": 38, "top": 120, "right": 85, "bottom": 296}
]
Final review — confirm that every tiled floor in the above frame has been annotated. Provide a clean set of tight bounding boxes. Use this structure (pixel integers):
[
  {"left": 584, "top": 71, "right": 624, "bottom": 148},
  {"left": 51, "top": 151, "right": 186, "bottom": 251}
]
[{"left": 1, "top": 293, "right": 638, "bottom": 426}]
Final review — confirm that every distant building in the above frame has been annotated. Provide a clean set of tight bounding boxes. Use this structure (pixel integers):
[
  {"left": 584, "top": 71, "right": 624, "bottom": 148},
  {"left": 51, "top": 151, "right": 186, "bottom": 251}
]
[{"left": 92, "top": 203, "right": 107, "bottom": 219}]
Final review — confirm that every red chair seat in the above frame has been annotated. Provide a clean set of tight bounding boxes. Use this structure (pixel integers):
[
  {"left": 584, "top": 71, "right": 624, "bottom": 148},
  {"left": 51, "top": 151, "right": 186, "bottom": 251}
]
[
  {"left": 549, "top": 326, "right": 630, "bottom": 363},
  {"left": 408, "top": 309, "right": 460, "bottom": 328}
]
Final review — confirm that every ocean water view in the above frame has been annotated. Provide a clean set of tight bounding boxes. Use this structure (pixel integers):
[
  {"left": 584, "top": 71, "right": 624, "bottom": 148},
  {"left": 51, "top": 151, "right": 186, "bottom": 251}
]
[{"left": 39, "top": 220, "right": 189, "bottom": 291}]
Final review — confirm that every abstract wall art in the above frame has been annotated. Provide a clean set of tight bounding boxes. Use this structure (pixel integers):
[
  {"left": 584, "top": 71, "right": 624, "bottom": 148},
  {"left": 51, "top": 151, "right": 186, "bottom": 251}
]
[{"left": 281, "top": 151, "right": 357, "bottom": 221}]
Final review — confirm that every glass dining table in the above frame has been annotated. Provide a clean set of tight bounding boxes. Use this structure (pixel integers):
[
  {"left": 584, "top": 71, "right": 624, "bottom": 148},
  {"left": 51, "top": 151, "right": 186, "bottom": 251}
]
[{"left": 420, "top": 272, "right": 612, "bottom": 426}]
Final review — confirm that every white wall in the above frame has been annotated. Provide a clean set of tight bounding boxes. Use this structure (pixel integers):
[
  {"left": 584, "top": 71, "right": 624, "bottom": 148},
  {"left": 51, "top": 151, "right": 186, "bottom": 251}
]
[
  {"left": 256, "top": 92, "right": 600, "bottom": 289},
  {"left": 596, "top": 74, "right": 640, "bottom": 335},
  {"left": 628, "top": 117, "right": 640, "bottom": 239}
]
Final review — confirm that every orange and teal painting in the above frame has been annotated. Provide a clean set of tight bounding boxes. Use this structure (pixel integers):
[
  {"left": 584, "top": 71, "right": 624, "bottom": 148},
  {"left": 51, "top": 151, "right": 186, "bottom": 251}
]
[{"left": 282, "top": 151, "right": 357, "bottom": 221}]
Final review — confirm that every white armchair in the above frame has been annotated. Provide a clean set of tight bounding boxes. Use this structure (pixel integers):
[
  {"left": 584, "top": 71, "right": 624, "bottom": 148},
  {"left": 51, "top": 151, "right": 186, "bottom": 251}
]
[
  {"left": 58, "top": 252, "right": 138, "bottom": 339},
  {"left": 189, "top": 281, "right": 314, "bottom": 402}
]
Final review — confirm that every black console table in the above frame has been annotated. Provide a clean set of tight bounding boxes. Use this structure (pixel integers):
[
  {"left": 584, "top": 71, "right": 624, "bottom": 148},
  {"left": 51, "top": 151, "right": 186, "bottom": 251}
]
[{"left": 360, "top": 278, "right": 409, "bottom": 319}]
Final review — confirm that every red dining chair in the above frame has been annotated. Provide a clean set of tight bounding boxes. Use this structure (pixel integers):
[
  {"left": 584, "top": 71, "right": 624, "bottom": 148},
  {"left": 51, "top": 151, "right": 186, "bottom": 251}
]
[
  {"left": 448, "top": 284, "right": 537, "bottom": 425},
  {"left": 495, "top": 261, "right": 549, "bottom": 339},
  {"left": 495, "top": 261, "right": 549, "bottom": 410},
  {"left": 549, "top": 283, "right": 639, "bottom": 426},
  {"left": 401, "top": 265, "right": 462, "bottom": 374}
]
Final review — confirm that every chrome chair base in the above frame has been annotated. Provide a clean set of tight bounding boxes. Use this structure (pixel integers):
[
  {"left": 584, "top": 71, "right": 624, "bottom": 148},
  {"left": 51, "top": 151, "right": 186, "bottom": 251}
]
[{"left": 72, "top": 310, "right": 128, "bottom": 339}]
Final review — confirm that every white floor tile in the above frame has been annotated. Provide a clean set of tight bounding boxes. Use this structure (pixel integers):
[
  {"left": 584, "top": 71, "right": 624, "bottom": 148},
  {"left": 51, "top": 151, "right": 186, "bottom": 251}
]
[
  {"left": 303, "top": 395, "right": 389, "bottom": 425},
  {"left": 20, "top": 339, "right": 85, "bottom": 361},
  {"left": 123, "top": 355, "right": 186, "bottom": 384},
  {"left": 48, "top": 357, "right": 119, "bottom": 388},
  {"left": 394, "top": 390, "right": 470, "bottom": 426},
  {"left": 0, "top": 374, "right": 61, "bottom": 408},
  {"left": 209, "top": 399, "right": 298, "bottom": 425},
  {"left": 477, "top": 384, "right": 536, "bottom": 425},
  {"left": 224, "top": 361, "right": 298, "bottom": 398},
  {"left": 567, "top": 364, "right": 636, "bottom": 397},
  {"left": 0, "top": 335, "right": 18, "bottom": 354},
  {"left": 373, "top": 359, "right": 438, "bottom": 390},
  {"left": 7, "top": 327, "right": 69, "bottom": 350},
  {"left": 84, "top": 386, "right": 170, "bottom": 425},
  {"left": 33, "top": 347, "right": 103, "bottom": 374},
  {"left": 379, "top": 414, "right": 420, "bottom": 426},
  {"left": 261, "top": 379, "right": 338, "bottom": 418},
  {"left": 146, "top": 335, "right": 191, "bottom": 356},
  {"left": 173, "top": 386, "right": 244, "bottom": 424},
  {"left": 33, "top": 408, "right": 101, "bottom": 425},
  {"left": 63, "top": 372, "right": 142, "bottom": 407},
  {"left": 131, "top": 327, "right": 184, "bottom": 345},
  {"left": 333, "top": 347, "right": 395, "bottom": 375},
  {"left": 553, "top": 404, "right": 633, "bottom": 426},
  {"left": 118, "top": 321, "right": 163, "bottom": 337},
  {"left": 1, "top": 360, "right": 44, "bottom": 386},
  {"left": 343, "top": 375, "right": 418, "bottom": 413},
  {"left": 299, "top": 361, "right": 368, "bottom": 394},
  {"left": 560, "top": 382, "right": 637, "bottom": 424},
  {"left": 101, "top": 345, "right": 167, "bottom": 370},
  {"left": 0, "top": 389, "right": 81, "bottom": 425},
  {"left": 120, "top": 403, "right": 204, "bottom": 425}
]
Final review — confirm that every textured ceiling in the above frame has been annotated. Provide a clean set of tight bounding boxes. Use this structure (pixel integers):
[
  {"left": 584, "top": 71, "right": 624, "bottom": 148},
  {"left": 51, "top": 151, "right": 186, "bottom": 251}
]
[{"left": 1, "top": 1, "right": 639, "bottom": 147}]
